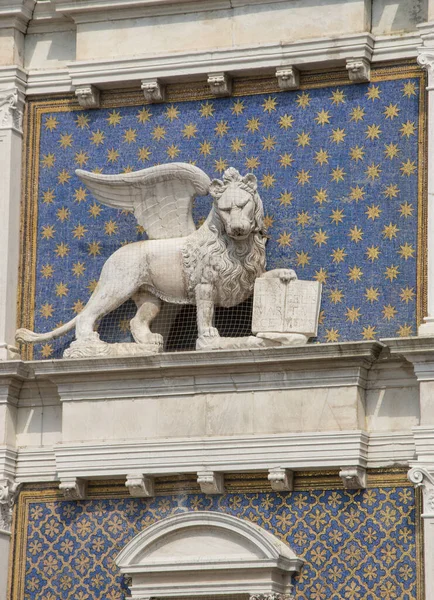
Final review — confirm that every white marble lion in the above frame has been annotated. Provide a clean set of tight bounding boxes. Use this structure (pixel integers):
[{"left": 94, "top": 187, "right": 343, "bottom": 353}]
[{"left": 16, "top": 163, "right": 297, "bottom": 356}]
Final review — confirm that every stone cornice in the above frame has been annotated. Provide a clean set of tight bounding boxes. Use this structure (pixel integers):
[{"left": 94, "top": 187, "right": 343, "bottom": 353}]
[{"left": 0, "top": 0, "right": 35, "bottom": 32}]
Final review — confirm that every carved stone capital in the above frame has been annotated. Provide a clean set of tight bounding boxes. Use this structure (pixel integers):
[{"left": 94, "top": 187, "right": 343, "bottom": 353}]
[
  {"left": 207, "top": 72, "right": 232, "bottom": 96},
  {"left": 276, "top": 66, "right": 300, "bottom": 91},
  {"left": 125, "top": 473, "right": 155, "bottom": 497},
  {"left": 75, "top": 85, "right": 100, "bottom": 109},
  {"left": 417, "top": 52, "right": 434, "bottom": 82},
  {"left": 250, "top": 594, "right": 294, "bottom": 600},
  {"left": 346, "top": 58, "right": 370, "bottom": 83},
  {"left": 339, "top": 467, "right": 366, "bottom": 489},
  {"left": 141, "top": 79, "right": 165, "bottom": 103},
  {"left": 59, "top": 478, "right": 87, "bottom": 500},
  {"left": 268, "top": 468, "right": 293, "bottom": 491},
  {"left": 0, "top": 478, "right": 21, "bottom": 532},
  {"left": 0, "top": 87, "right": 24, "bottom": 133},
  {"left": 197, "top": 471, "right": 225, "bottom": 494},
  {"left": 408, "top": 466, "right": 434, "bottom": 516}
]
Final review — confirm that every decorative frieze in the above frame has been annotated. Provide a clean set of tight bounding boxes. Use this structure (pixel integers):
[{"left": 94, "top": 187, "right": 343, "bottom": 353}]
[
  {"left": 250, "top": 594, "right": 294, "bottom": 600},
  {"left": 207, "top": 72, "right": 232, "bottom": 96},
  {"left": 59, "top": 477, "right": 87, "bottom": 500},
  {"left": 0, "top": 478, "right": 21, "bottom": 532},
  {"left": 197, "top": 471, "right": 225, "bottom": 494},
  {"left": 141, "top": 78, "right": 165, "bottom": 103},
  {"left": 346, "top": 58, "right": 370, "bottom": 83},
  {"left": 74, "top": 85, "right": 100, "bottom": 108},
  {"left": 125, "top": 473, "right": 155, "bottom": 497},
  {"left": 339, "top": 466, "right": 366, "bottom": 489},
  {"left": 268, "top": 468, "right": 293, "bottom": 491},
  {"left": 275, "top": 66, "right": 299, "bottom": 91}
]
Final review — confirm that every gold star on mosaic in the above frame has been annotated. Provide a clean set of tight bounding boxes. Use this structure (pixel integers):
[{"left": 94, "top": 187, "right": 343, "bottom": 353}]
[
  {"left": 75, "top": 150, "right": 89, "bottom": 167},
  {"left": 296, "top": 131, "right": 311, "bottom": 147},
  {"left": 165, "top": 105, "right": 179, "bottom": 121},
  {"left": 296, "top": 92, "right": 310, "bottom": 109},
  {"left": 312, "top": 228, "right": 328, "bottom": 247},
  {"left": 325, "top": 328, "right": 340, "bottom": 342},
  {"left": 72, "top": 261, "right": 86, "bottom": 277},
  {"left": 296, "top": 210, "right": 311, "bottom": 228},
  {"left": 399, "top": 201, "right": 413, "bottom": 217},
  {"left": 279, "top": 153, "right": 293, "bottom": 168},
  {"left": 92, "top": 167, "right": 103, "bottom": 174},
  {"left": 215, "top": 157, "right": 229, "bottom": 173},
  {"left": 215, "top": 120, "right": 230, "bottom": 137},
  {"left": 231, "top": 100, "right": 245, "bottom": 115},
  {"left": 72, "top": 300, "right": 85, "bottom": 314},
  {"left": 59, "top": 133, "right": 73, "bottom": 148},
  {"left": 400, "top": 286, "right": 415, "bottom": 303},
  {"left": 398, "top": 242, "right": 415, "bottom": 260},
  {"left": 366, "top": 204, "right": 382, "bottom": 221},
  {"left": 55, "top": 242, "right": 69, "bottom": 258},
  {"left": 167, "top": 144, "right": 180, "bottom": 159},
  {"left": 383, "top": 304, "right": 397, "bottom": 320},
  {"left": 366, "top": 124, "right": 381, "bottom": 140},
  {"left": 330, "top": 127, "right": 346, "bottom": 144},
  {"left": 362, "top": 325, "right": 377, "bottom": 340},
  {"left": 365, "top": 163, "right": 381, "bottom": 180},
  {"left": 55, "top": 282, "right": 68, "bottom": 297},
  {"left": 183, "top": 123, "right": 198, "bottom": 139},
  {"left": 200, "top": 102, "right": 214, "bottom": 118},
  {"left": 279, "top": 114, "right": 294, "bottom": 129},
  {"left": 400, "top": 120, "right": 416, "bottom": 138},
  {"left": 40, "top": 264, "right": 54, "bottom": 278},
  {"left": 330, "top": 208, "right": 344, "bottom": 224},
  {"left": 314, "top": 268, "right": 327, "bottom": 284},
  {"left": 403, "top": 81, "right": 417, "bottom": 98},
  {"left": 138, "top": 146, "right": 151, "bottom": 161},
  {"left": 75, "top": 114, "right": 90, "bottom": 129},
  {"left": 348, "top": 265, "right": 363, "bottom": 282},
  {"left": 107, "top": 148, "right": 120, "bottom": 163},
  {"left": 348, "top": 225, "right": 363, "bottom": 242},
  {"left": 366, "top": 245, "right": 380, "bottom": 262},
  {"left": 246, "top": 117, "right": 260, "bottom": 133},
  {"left": 384, "top": 264, "right": 400, "bottom": 281},
  {"left": 40, "top": 343, "right": 53, "bottom": 357},
  {"left": 318, "top": 310, "right": 325, "bottom": 325},
  {"left": 314, "top": 188, "right": 328, "bottom": 205},
  {"left": 397, "top": 324, "right": 413, "bottom": 337},
  {"left": 89, "top": 202, "right": 102, "bottom": 218},
  {"left": 350, "top": 146, "right": 364, "bottom": 162},
  {"left": 72, "top": 224, "right": 87, "bottom": 239},
  {"left": 123, "top": 165, "right": 134, "bottom": 173},
  {"left": 296, "top": 250, "right": 311, "bottom": 267},
  {"left": 279, "top": 191, "right": 293, "bottom": 206},
  {"left": 346, "top": 306, "right": 361, "bottom": 323},
  {"left": 58, "top": 169, "right": 71, "bottom": 185},
  {"left": 263, "top": 215, "right": 274, "bottom": 230},
  {"left": 384, "top": 142, "right": 399, "bottom": 159},
  {"left": 315, "top": 149, "right": 330, "bottom": 166},
  {"left": 350, "top": 106, "right": 365, "bottom": 122},
  {"left": 331, "top": 247, "right": 347, "bottom": 263},
  {"left": 400, "top": 159, "right": 417, "bottom": 176},
  {"left": 384, "top": 103, "right": 400, "bottom": 120},
  {"left": 87, "top": 279, "right": 98, "bottom": 293},
  {"left": 45, "top": 115, "right": 58, "bottom": 131},
  {"left": 199, "top": 140, "right": 212, "bottom": 156},
  {"left": 261, "top": 173, "right": 276, "bottom": 188},
  {"left": 296, "top": 169, "right": 311, "bottom": 186},
  {"left": 365, "top": 287, "right": 380, "bottom": 303},
  {"left": 262, "top": 96, "right": 277, "bottom": 113},
  {"left": 41, "top": 224, "right": 55, "bottom": 239},
  {"left": 262, "top": 135, "right": 276, "bottom": 151},
  {"left": 40, "top": 302, "right": 54, "bottom": 318},
  {"left": 330, "top": 89, "right": 346, "bottom": 105},
  {"left": 43, "top": 189, "right": 55, "bottom": 204},
  {"left": 88, "top": 241, "right": 102, "bottom": 256},
  {"left": 277, "top": 231, "right": 292, "bottom": 247},
  {"left": 57, "top": 207, "right": 70, "bottom": 222},
  {"left": 315, "top": 109, "right": 331, "bottom": 126},
  {"left": 123, "top": 128, "right": 137, "bottom": 143},
  {"left": 152, "top": 125, "right": 166, "bottom": 141},
  {"left": 137, "top": 107, "right": 152, "bottom": 123},
  {"left": 349, "top": 185, "right": 365, "bottom": 202},
  {"left": 42, "top": 154, "right": 55, "bottom": 168},
  {"left": 107, "top": 110, "right": 122, "bottom": 126},
  {"left": 104, "top": 220, "right": 118, "bottom": 236},
  {"left": 383, "top": 223, "right": 399, "bottom": 240},
  {"left": 245, "top": 156, "right": 260, "bottom": 169},
  {"left": 383, "top": 183, "right": 399, "bottom": 199},
  {"left": 119, "top": 318, "right": 131, "bottom": 333},
  {"left": 366, "top": 85, "right": 381, "bottom": 101},
  {"left": 230, "top": 138, "right": 245, "bottom": 153},
  {"left": 329, "top": 288, "right": 344, "bottom": 304},
  {"left": 74, "top": 188, "right": 87, "bottom": 205},
  {"left": 331, "top": 166, "right": 345, "bottom": 183}
]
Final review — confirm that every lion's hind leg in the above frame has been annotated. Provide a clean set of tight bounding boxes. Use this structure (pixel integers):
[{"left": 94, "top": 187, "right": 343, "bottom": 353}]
[{"left": 130, "top": 291, "right": 163, "bottom": 347}]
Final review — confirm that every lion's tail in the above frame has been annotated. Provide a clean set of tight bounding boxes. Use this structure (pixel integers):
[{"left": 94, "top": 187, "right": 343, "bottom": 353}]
[{"left": 16, "top": 317, "right": 77, "bottom": 344}]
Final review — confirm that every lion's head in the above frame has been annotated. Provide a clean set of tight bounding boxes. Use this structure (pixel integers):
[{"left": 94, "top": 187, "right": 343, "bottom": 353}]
[{"left": 209, "top": 167, "right": 264, "bottom": 240}]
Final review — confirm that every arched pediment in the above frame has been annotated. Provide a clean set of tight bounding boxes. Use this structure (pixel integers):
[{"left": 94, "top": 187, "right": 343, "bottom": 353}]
[{"left": 116, "top": 511, "right": 303, "bottom": 599}]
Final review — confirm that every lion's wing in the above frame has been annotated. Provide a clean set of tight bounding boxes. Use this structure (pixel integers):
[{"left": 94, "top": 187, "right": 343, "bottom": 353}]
[{"left": 76, "top": 163, "right": 211, "bottom": 239}]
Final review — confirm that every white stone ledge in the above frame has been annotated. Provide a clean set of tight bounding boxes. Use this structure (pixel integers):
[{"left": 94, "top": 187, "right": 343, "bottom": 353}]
[
  {"left": 367, "top": 432, "right": 416, "bottom": 468},
  {"left": 15, "top": 447, "right": 57, "bottom": 482}
]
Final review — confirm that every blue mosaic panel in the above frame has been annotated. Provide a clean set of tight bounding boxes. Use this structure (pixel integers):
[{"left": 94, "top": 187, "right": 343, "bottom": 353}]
[
  {"left": 23, "top": 487, "right": 417, "bottom": 600},
  {"left": 32, "top": 78, "right": 421, "bottom": 358}
]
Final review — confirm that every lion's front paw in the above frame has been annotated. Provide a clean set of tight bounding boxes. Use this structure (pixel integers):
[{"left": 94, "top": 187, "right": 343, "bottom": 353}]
[
  {"left": 200, "top": 327, "right": 220, "bottom": 338},
  {"left": 279, "top": 269, "right": 298, "bottom": 283}
]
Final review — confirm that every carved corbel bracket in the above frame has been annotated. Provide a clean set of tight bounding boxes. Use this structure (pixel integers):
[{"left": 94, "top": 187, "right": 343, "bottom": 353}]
[
  {"left": 0, "top": 87, "right": 25, "bottom": 133},
  {"left": 408, "top": 466, "right": 434, "bottom": 516},
  {"left": 125, "top": 473, "right": 155, "bottom": 497},
  {"left": 346, "top": 58, "right": 371, "bottom": 83},
  {"left": 141, "top": 79, "right": 165, "bottom": 103},
  {"left": 0, "top": 478, "right": 21, "bottom": 532},
  {"left": 74, "top": 85, "right": 100, "bottom": 109},
  {"left": 268, "top": 467, "right": 294, "bottom": 491},
  {"left": 339, "top": 467, "right": 366, "bottom": 489},
  {"left": 250, "top": 594, "right": 295, "bottom": 600},
  {"left": 276, "top": 66, "right": 300, "bottom": 91},
  {"left": 197, "top": 471, "right": 225, "bottom": 494},
  {"left": 207, "top": 72, "right": 232, "bottom": 96},
  {"left": 59, "top": 477, "right": 87, "bottom": 500}
]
